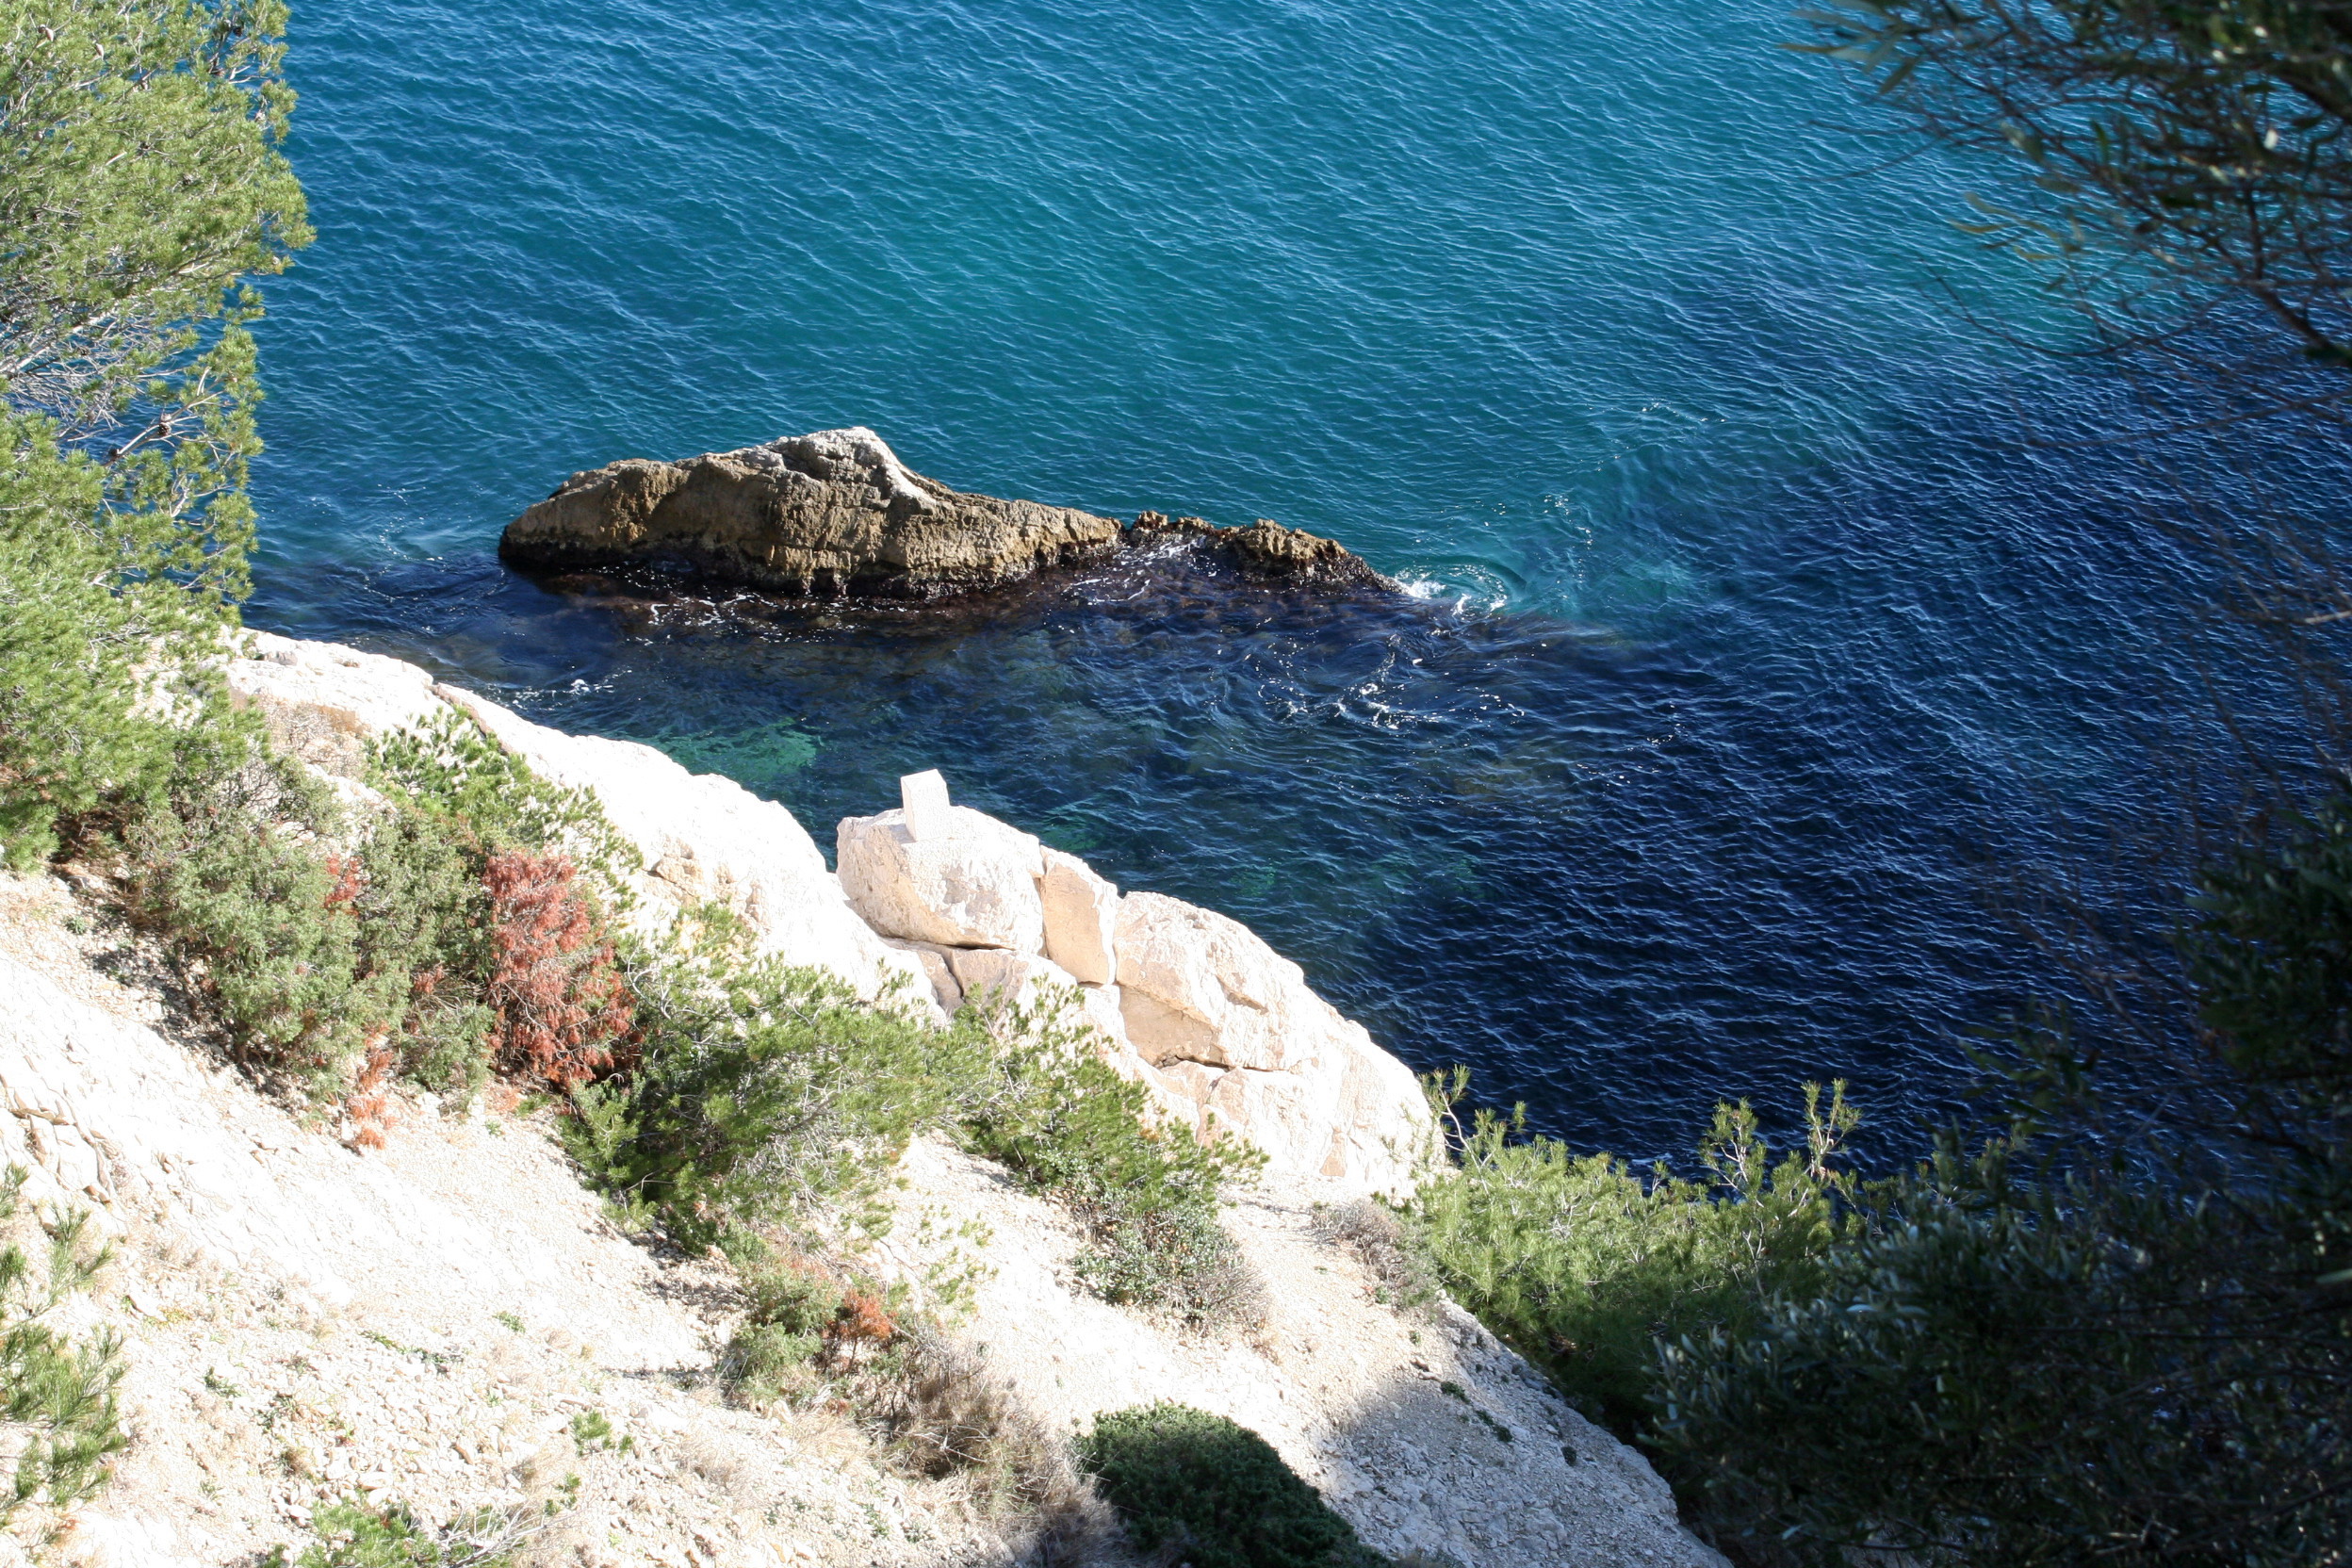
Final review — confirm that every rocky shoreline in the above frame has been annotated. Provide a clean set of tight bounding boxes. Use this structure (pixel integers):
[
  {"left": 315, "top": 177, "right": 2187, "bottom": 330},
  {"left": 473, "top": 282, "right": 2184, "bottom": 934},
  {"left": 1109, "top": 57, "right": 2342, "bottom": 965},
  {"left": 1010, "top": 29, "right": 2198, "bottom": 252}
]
[
  {"left": 224, "top": 631, "right": 1429, "bottom": 1191},
  {"left": 0, "top": 629, "right": 1728, "bottom": 1568},
  {"left": 498, "top": 427, "right": 1394, "bottom": 601}
]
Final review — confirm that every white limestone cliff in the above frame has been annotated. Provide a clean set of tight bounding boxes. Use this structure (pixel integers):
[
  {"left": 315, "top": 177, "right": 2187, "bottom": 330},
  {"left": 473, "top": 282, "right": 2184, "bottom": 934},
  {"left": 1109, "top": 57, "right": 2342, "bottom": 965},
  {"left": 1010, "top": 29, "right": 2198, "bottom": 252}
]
[
  {"left": 0, "top": 873, "right": 1724, "bottom": 1568},
  {"left": 0, "top": 632, "right": 1726, "bottom": 1568}
]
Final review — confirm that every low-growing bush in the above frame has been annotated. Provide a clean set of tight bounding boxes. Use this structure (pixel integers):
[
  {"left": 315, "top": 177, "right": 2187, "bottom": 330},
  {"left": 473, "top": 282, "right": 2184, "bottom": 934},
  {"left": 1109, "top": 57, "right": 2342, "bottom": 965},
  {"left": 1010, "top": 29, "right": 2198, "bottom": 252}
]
[
  {"left": 125, "top": 712, "right": 642, "bottom": 1108},
  {"left": 715, "top": 1242, "right": 1101, "bottom": 1548},
  {"left": 482, "top": 849, "right": 631, "bottom": 1088},
  {"left": 1404, "top": 1074, "right": 1858, "bottom": 1434},
  {"left": 266, "top": 1494, "right": 548, "bottom": 1568},
  {"left": 1312, "top": 1199, "right": 1439, "bottom": 1315},
  {"left": 368, "top": 712, "right": 639, "bottom": 909},
  {"left": 717, "top": 1241, "right": 908, "bottom": 1407},
  {"left": 879, "top": 1324, "right": 1107, "bottom": 1552},
  {"left": 567, "top": 912, "right": 979, "bottom": 1249},
  {"left": 958, "top": 986, "right": 1267, "bottom": 1332},
  {"left": 1077, "top": 1402, "right": 1379, "bottom": 1568},
  {"left": 125, "top": 761, "right": 408, "bottom": 1099},
  {"left": 1650, "top": 1141, "right": 2352, "bottom": 1566},
  {"left": 350, "top": 807, "right": 494, "bottom": 1099},
  {"left": 0, "top": 1168, "right": 126, "bottom": 1522}
]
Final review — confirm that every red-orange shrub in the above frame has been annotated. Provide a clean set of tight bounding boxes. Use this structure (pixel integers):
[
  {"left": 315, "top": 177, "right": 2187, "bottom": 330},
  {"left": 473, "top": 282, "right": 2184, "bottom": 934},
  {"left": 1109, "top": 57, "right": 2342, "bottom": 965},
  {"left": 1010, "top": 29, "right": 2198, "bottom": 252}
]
[
  {"left": 322, "top": 852, "right": 366, "bottom": 909},
  {"left": 482, "top": 849, "right": 633, "bottom": 1088},
  {"left": 825, "top": 1289, "right": 898, "bottom": 1362},
  {"left": 343, "top": 1040, "right": 396, "bottom": 1151}
]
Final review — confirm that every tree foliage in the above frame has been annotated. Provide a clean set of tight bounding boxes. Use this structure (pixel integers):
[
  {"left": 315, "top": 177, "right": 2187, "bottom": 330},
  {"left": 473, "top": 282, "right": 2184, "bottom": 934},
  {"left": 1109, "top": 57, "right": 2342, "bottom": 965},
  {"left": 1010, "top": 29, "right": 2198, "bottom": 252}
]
[
  {"left": 0, "top": 0, "right": 309, "bottom": 862},
  {"left": 1657, "top": 1151, "right": 2346, "bottom": 1564},
  {"left": 1077, "top": 1402, "right": 1379, "bottom": 1568},
  {"left": 0, "top": 1170, "right": 124, "bottom": 1521},
  {"left": 1800, "top": 0, "right": 2352, "bottom": 410}
]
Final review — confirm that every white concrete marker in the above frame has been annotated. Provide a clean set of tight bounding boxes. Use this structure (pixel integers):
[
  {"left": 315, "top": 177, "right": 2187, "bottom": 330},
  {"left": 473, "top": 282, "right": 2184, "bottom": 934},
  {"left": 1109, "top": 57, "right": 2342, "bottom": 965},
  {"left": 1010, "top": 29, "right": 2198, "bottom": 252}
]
[{"left": 900, "top": 769, "right": 953, "bottom": 841}]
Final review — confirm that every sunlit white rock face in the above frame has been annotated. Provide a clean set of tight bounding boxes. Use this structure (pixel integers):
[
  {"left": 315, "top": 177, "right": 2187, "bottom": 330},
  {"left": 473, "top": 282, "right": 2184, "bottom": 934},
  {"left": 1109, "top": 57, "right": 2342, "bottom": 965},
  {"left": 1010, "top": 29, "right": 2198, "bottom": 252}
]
[
  {"left": 1038, "top": 848, "right": 1119, "bottom": 986},
  {"left": 836, "top": 775, "right": 1432, "bottom": 1194},
  {"left": 835, "top": 806, "right": 1047, "bottom": 953}
]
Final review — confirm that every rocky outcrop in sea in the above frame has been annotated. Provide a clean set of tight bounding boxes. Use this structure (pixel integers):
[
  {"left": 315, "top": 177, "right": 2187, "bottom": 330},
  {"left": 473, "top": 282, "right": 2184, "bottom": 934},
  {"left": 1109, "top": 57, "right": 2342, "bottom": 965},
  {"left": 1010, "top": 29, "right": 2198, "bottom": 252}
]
[{"left": 498, "top": 427, "right": 1391, "bottom": 600}]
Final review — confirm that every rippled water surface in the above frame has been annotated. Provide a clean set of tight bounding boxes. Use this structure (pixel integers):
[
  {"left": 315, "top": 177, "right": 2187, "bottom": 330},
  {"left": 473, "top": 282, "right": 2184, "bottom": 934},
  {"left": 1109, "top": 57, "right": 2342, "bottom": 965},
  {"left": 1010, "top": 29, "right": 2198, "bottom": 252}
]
[{"left": 250, "top": 0, "right": 2225, "bottom": 1162}]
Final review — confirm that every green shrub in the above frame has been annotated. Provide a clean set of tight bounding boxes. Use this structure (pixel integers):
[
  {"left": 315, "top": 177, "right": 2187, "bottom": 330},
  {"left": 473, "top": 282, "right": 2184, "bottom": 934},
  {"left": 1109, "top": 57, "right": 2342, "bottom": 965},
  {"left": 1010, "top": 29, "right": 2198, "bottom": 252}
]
[
  {"left": 716, "top": 1246, "right": 859, "bottom": 1408},
  {"left": 0, "top": 1169, "right": 125, "bottom": 1521},
  {"left": 1312, "top": 1199, "right": 1439, "bottom": 1315},
  {"left": 1078, "top": 1402, "right": 1379, "bottom": 1568},
  {"left": 877, "top": 1325, "right": 1103, "bottom": 1548},
  {"left": 350, "top": 806, "right": 496, "bottom": 1097},
  {"left": 958, "top": 986, "right": 1266, "bottom": 1331},
  {"left": 368, "top": 713, "right": 640, "bottom": 907},
  {"left": 124, "top": 710, "right": 662, "bottom": 1106},
  {"left": 723, "top": 1321, "right": 826, "bottom": 1408},
  {"left": 568, "top": 936, "right": 1260, "bottom": 1329},
  {"left": 566, "top": 912, "right": 978, "bottom": 1249},
  {"left": 1642, "top": 790, "right": 2352, "bottom": 1566},
  {"left": 1404, "top": 1075, "right": 1857, "bottom": 1434},
  {"left": 268, "top": 1495, "right": 542, "bottom": 1568},
  {"left": 125, "top": 765, "right": 407, "bottom": 1099},
  {"left": 1652, "top": 1142, "right": 2349, "bottom": 1567}
]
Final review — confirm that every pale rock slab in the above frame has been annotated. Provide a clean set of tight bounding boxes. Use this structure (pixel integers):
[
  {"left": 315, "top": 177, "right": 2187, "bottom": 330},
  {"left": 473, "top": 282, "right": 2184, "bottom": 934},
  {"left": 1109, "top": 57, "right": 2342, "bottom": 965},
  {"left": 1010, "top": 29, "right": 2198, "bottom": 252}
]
[
  {"left": 0, "top": 945, "right": 652, "bottom": 1319},
  {"left": 882, "top": 939, "right": 964, "bottom": 1012},
  {"left": 1075, "top": 981, "right": 1131, "bottom": 1051},
  {"left": 1038, "top": 847, "right": 1119, "bottom": 985},
  {"left": 836, "top": 807, "right": 1045, "bottom": 953},
  {"left": 899, "top": 769, "right": 952, "bottom": 841},
  {"left": 1115, "top": 891, "right": 1430, "bottom": 1192},
  {"left": 1115, "top": 891, "right": 1320, "bottom": 1072}
]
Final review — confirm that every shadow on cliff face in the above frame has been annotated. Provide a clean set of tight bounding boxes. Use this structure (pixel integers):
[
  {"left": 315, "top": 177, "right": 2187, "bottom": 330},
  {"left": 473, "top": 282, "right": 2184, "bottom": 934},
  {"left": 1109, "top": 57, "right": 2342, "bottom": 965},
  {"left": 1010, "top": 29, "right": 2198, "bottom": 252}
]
[{"left": 1233, "top": 1279, "right": 1723, "bottom": 1568}]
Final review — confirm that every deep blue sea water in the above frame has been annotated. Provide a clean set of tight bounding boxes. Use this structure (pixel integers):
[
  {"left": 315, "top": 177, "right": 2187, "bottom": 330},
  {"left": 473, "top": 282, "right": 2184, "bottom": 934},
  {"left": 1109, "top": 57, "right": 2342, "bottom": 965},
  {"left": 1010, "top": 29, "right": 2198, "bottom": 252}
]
[{"left": 245, "top": 0, "right": 2228, "bottom": 1164}]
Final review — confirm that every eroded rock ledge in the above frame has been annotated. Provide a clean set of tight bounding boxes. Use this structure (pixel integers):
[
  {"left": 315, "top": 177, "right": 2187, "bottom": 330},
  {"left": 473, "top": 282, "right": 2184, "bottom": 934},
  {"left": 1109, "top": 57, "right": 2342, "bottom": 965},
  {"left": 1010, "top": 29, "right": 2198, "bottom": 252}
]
[{"left": 498, "top": 427, "right": 1390, "bottom": 600}]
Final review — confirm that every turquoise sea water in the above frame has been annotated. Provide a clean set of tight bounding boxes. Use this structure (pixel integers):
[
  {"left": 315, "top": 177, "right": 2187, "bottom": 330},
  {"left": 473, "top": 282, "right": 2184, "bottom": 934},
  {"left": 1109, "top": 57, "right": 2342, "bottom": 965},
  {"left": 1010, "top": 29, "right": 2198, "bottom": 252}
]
[{"left": 248, "top": 0, "right": 2227, "bottom": 1161}]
